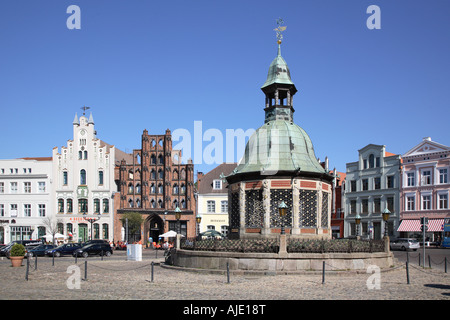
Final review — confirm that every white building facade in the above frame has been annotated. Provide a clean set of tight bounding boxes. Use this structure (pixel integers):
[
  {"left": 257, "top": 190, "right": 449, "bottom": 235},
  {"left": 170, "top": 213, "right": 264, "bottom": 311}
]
[
  {"left": 0, "top": 158, "right": 53, "bottom": 244},
  {"left": 344, "top": 144, "right": 401, "bottom": 240},
  {"left": 52, "top": 113, "right": 116, "bottom": 243}
]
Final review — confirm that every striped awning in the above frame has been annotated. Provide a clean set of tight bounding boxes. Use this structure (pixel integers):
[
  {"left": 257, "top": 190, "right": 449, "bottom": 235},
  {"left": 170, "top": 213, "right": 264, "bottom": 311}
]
[{"left": 397, "top": 219, "right": 444, "bottom": 232}]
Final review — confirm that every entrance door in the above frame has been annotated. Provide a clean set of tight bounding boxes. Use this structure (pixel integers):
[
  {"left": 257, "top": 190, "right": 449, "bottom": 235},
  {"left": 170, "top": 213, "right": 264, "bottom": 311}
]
[
  {"left": 78, "top": 224, "right": 88, "bottom": 243},
  {"left": 373, "top": 222, "right": 381, "bottom": 240},
  {"left": 147, "top": 214, "right": 164, "bottom": 244}
]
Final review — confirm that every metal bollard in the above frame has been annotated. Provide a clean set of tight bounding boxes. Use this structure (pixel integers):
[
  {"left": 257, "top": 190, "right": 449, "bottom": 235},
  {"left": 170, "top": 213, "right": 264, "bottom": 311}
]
[
  {"left": 52, "top": 251, "right": 55, "bottom": 266},
  {"left": 84, "top": 260, "right": 88, "bottom": 281},
  {"left": 418, "top": 253, "right": 420, "bottom": 267},
  {"left": 406, "top": 261, "right": 410, "bottom": 284},
  {"left": 322, "top": 261, "right": 325, "bottom": 284},
  {"left": 226, "top": 262, "right": 230, "bottom": 284},
  {"left": 428, "top": 255, "right": 431, "bottom": 269},
  {"left": 35, "top": 255, "right": 38, "bottom": 271},
  {"left": 151, "top": 261, "right": 154, "bottom": 282},
  {"left": 25, "top": 256, "right": 30, "bottom": 281}
]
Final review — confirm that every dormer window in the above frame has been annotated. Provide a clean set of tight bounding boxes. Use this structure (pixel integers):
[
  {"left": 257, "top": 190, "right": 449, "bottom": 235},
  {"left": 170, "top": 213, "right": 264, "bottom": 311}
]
[{"left": 213, "top": 179, "right": 222, "bottom": 190}]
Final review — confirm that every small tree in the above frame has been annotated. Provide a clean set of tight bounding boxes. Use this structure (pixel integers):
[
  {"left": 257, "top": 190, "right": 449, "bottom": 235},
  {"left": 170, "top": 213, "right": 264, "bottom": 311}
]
[
  {"left": 42, "top": 217, "right": 63, "bottom": 245},
  {"left": 120, "top": 212, "right": 144, "bottom": 243}
]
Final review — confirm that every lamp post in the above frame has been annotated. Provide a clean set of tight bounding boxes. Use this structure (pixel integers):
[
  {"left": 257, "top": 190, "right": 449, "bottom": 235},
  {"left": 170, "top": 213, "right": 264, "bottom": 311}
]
[
  {"left": 174, "top": 206, "right": 181, "bottom": 235},
  {"left": 196, "top": 214, "right": 202, "bottom": 238},
  {"left": 382, "top": 208, "right": 391, "bottom": 238},
  {"left": 83, "top": 214, "right": 100, "bottom": 241},
  {"left": 355, "top": 213, "right": 361, "bottom": 238},
  {"left": 278, "top": 201, "right": 288, "bottom": 235}
]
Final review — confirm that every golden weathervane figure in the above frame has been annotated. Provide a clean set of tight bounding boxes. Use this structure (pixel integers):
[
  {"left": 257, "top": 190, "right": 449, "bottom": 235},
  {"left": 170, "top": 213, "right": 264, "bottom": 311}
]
[{"left": 274, "top": 18, "right": 286, "bottom": 44}]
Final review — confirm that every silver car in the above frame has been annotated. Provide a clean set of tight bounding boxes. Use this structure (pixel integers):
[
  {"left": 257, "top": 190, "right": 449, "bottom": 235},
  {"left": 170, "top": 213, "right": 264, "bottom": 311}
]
[{"left": 390, "top": 238, "right": 420, "bottom": 251}]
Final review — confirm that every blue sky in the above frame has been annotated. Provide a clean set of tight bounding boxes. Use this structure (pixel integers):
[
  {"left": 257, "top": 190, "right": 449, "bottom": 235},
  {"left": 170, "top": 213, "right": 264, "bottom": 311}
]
[{"left": 1, "top": 0, "right": 449, "bottom": 177}]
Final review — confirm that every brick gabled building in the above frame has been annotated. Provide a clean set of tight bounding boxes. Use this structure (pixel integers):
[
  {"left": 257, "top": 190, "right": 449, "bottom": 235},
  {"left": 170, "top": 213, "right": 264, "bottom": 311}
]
[{"left": 113, "top": 129, "right": 196, "bottom": 243}]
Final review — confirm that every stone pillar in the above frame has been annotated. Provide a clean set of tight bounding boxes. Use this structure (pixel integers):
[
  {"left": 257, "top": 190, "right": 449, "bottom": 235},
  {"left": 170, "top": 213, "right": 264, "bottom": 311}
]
[
  {"left": 239, "top": 183, "right": 246, "bottom": 236},
  {"left": 292, "top": 179, "right": 300, "bottom": 235},
  {"left": 279, "top": 234, "right": 287, "bottom": 256},
  {"left": 261, "top": 179, "right": 271, "bottom": 236}
]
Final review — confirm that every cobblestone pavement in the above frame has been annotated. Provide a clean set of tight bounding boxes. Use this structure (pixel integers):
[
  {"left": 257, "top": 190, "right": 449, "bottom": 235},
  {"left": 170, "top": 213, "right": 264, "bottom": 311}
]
[{"left": 1, "top": 252, "right": 449, "bottom": 301}]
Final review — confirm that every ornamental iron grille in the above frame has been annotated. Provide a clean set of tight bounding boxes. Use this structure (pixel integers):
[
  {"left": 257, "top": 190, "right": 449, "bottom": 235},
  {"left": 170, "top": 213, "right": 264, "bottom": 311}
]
[
  {"left": 321, "top": 191, "right": 329, "bottom": 228},
  {"left": 245, "top": 189, "right": 264, "bottom": 228},
  {"left": 299, "top": 189, "right": 317, "bottom": 227},
  {"left": 229, "top": 192, "right": 240, "bottom": 229},
  {"left": 270, "top": 189, "right": 292, "bottom": 228}
]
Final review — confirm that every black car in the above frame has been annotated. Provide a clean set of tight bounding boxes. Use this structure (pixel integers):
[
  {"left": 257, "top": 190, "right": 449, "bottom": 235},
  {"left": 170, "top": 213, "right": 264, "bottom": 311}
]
[
  {"left": 27, "top": 244, "right": 55, "bottom": 257},
  {"left": 73, "top": 243, "right": 113, "bottom": 258},
  {"left": 45, "top": 243, "right": 82, "bottom": 257}
]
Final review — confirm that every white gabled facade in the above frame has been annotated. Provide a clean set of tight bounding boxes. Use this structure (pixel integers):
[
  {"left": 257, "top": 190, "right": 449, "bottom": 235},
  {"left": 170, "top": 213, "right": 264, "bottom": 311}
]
[
  {"left": 52, "top": 113, "right": 116, "bottom": 242},
  {"left": 0, "top": 158, "right": 53, "bottom": 243}
]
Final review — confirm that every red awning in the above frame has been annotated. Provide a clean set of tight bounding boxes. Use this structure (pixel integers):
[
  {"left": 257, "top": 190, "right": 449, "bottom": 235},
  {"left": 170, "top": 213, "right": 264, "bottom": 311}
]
[{"left": 397, "top": 219, "right": 444, "bottom": 232}]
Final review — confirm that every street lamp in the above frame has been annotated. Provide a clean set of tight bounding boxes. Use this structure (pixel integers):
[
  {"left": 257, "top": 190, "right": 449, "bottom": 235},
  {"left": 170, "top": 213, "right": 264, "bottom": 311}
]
[
  {"left": 355, "top": 213, "right": 361, "bottom": 238},
  {"left": 174, "top": 206, "right": 181, "bottom": 235},
  {"left": 278, "top": 201, "right": 288, "bottom": 235},
  {"left": 196, "top": 214, "right": 202, "bottom": 238},
  {"left": 382, "top": 208, "right": 391, "bottom": 237}
]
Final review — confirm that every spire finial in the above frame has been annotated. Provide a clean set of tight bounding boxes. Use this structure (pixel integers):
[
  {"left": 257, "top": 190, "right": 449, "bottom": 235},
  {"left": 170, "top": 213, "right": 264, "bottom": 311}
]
[
  {"left": 274, "top": 18, "right": 286, "bottom": 45},
  {"left": 81, "top": 106, "right": 90, "bottom": 116}
]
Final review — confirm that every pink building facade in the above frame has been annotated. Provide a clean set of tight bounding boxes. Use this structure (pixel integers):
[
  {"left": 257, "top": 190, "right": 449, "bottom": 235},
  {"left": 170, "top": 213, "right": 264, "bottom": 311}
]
[{"left": 398, "top": 137, "right": 450, "bottom": 242}]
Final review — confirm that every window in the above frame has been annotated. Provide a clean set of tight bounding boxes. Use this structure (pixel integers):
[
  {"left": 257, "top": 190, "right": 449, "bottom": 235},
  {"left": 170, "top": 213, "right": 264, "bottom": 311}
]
[
  {"left": 80, "top": 169, "right": 86, "bottom": 185},
  {"left": 150, "top": 183, "right": 155, "bottom": 194},
  {"left": 422, "top": 170, "right": 431, "bottom": 185},
  {"left": 181, "top": 184, "right": 186, "bottom": 194},
  {"left": 173, "top": 184, "right": 179, "bottom": 194},
  {"left": 93, "top": 224, "right": 99, "bottom": 239},
  {"left": 158, "top": 169, "right": 163, "bottom": 179},
  {"left": 38, "top": 204, "right": 46, "bottom": 217},
  {"left": 158, "top": 184, "right": 163, "bottom": 194},
  {"left": 207, "top": 225, "right": 215, "bottom": 230},
  {"left": 38, "top": 182, "right": 46, "bottom": 193},
  {"left": 387, "top": 197, "right": 394, "bottom": 212},
  {"left": 94, "top": 199, "right": 100, "bottom": 213},
  {"left": 422, "top": 195, "right": 431, "bottom": 210},
  {"left": 387, "top": 176, "right": 394, "bottom": 189},
  {"left": 24, "top": 204, "right": 31, "bottom": 217},
  {"left": 376, "top": 157, "right": 380, "bottom": 168},
  {"left": 369, "top": 154, "right": 375, "bottom": 168},
  {"left": 181, "top": 199, "right": 186, "bottom": 209},
  {"left": 84, "top": 151, "right": 88, "bottom": 160},
  {"left": 350, "top": 200, "right": 357, "bottom": 214},
  {"left": 158, "top": 154, "right": 164, "bottom": 165},
  {"left": 99, "top": 171, "right": 104, "bottom": 185},
  {"left": 207, "top": 200, "right": 216, "bottom": 213},
  {"left": 63, "top": 171, "right": 68, "bottom": 185},
  {"left": 135, "top": 183, "right": 141, "bottom": 194},
  {"left": 373, "top": 198, "right": 381, "bottom": 213},
  {"left": 151, "top": 169, "right": 156, "bottom": 179},
  {"left": 407, "top": 172, "right": 415, "bottom": 187},
  {"left": 79, "top": 199, "right": 88, "bottom": 214},
  {"left": 10, "top": 182, "right": 17, "bottom": 193},
  {"left": 439, "top": 194, "right": 448, "bottom": 209},
  {"left": 213, "top": 180, "right": 222, "bottom": 190},
  {"left": 0, "top": 182, "right": 3, "bottom": 193},
  {"left": 407, "top": 196, "right": 415, "bottom": 211},
  {"left": 58, "top": 199, "right": 64, "bottom": 213},
  {"left": 439, "top": 169, "right": 448, "bottom": 184},
  {"left": 24, "top": 182, "right": 31, "bottom": 193},
  {"left": 221, "top": 200, "right": 228, "bottom": 213},
  {"left": 0, "top": 204, "right": 4, "bottom": 216},
  {"left": 374, "top": 177, "right": 381, "bottom": 190},
  {"left": 350, "top": 180, "right": 357, "bottom": 192},
  {"left": 10, "top": 204, "right": 18, "bottom": 217},
  {"left": 362, "top": 179, "right": 369, "bottom": 191},
  {"left": 361, "top": 199, "right": 368, "bottom": 214},
  {"left": 67, "top": 199, "right": 73, "bottom": 213},
  {"left": 128, "top": 183, "right": 134, "bottom": 194},
  {"left": 103, "top": 199, "right": 109, "bottom": 213},
  {"left": 102, "top": 224, "right": 109, "bottom": 239}
]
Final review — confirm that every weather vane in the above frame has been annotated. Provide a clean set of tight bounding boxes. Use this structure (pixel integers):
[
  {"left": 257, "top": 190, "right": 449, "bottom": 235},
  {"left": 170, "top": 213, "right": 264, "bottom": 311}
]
[
  {"left": 81, "top": 106, "right": 90, "bottom": 115},
  {"left": 274, "top": 18, "right": 286, "bottom": 44}
]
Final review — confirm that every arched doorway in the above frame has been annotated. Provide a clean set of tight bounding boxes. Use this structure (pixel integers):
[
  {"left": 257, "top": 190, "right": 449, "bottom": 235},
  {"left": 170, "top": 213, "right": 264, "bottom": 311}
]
[{"left": 146, "top": 214, "right": 164, "bottom": 245}]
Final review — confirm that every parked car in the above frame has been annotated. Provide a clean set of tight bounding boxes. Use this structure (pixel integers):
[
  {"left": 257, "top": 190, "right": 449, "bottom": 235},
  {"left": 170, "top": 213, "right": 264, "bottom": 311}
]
[
  {"left": 45, "top": 243, "right": 82, "bottom": 257},
  {"left": 0, "top": 240, "right": 43, "bottom": 257},
  {"left": 73, "top": 243, "right": 113, "bottom": 258},
  {"left": 27, "top": 244, "right": 55, "bottom": 257},
  {"left": 390, "top": 238, "right": 420, "bottom": 251}
]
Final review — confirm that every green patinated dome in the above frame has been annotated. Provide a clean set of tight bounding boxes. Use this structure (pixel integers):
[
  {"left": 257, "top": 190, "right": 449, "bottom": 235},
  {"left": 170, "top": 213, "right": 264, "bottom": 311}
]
[
  {"left": 231, "top": 120, "right": 326, "bottom": 176},
  {"left": 226, "top": 41, "right": 328, "bottom": 182}
]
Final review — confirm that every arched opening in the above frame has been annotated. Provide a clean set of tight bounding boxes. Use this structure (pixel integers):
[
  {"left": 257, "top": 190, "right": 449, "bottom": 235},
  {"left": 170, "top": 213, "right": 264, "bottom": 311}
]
[{"left": 146, "top": 214, "right": 164, "bottom": 245}]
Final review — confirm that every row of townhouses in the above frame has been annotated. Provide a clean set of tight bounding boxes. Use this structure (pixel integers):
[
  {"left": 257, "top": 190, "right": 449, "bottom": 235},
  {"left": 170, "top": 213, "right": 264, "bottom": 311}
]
[
  {"left": 0, "top": 112, "right": 196, "bottom": 244},
  {"left": 0, "top": 111, "right": 449, "bottom": 244}
]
